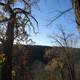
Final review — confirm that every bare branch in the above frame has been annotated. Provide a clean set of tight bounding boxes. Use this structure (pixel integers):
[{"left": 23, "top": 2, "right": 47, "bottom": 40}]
[
  {"left": 50, "top": 35, "right": 64, "bottom": 48},
  {"left": 27, "top": 16, "right": 38, "bottom": 34},
  {"left": 22, "top": 0, "right": 31, "bottom": 7},
  {"left": 47, "top": 8, "right": 72, "bottom": 26},
  {"left": 0, "top": 38, "right": 4, "bottom": 43},
  {"left": 13, "top": 8, "right": 30, "bottom": 15},
  {"left": 0, "top": 18, "right": 10, "bottom": 23},
  {"left": 13, "top": 7, "right": 38, "bottom": 34},
  {"left": 0, "top": 2, "right": 5, "bottom": 6},
  {"left": 30, "top": 15, "right": 38, "bottom": 26},
  {"left": 14, "top": 8, "right": 38, "bottom": 25}
]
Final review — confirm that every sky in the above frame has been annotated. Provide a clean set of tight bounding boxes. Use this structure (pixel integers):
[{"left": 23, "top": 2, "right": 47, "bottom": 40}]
[
  {"left": 28, "top": 0, "right": 80, "bottom": 47},
  {"left": 14, "top": 0, "right": 80, "bottom": 47}
]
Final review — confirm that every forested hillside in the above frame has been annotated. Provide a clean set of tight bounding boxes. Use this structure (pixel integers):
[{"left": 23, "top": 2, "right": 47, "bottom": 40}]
[{"left": 0, "top": 45, "right": 80, "bottom": 80}]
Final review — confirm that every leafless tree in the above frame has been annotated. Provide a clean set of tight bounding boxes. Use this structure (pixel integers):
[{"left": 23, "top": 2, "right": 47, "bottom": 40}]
[
  {"left": 0, "top": 0, "right": 39, "bottom": 80},
  {"left": 50, "top": 25, "right": 79, "bottom": 80}
]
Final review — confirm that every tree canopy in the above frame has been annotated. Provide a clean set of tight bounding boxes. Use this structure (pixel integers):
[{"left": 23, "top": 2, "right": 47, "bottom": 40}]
[{"left": 0, "top": 0, "right": 39, "bottom": 44}]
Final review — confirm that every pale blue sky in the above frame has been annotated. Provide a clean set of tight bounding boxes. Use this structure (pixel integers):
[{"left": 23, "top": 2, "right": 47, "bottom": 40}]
[
  {"left": 28, "top": 0, "right": 80, "bottom": 47},
  {"left": 14, "top": 0, "right": 80, "bottom": 47}
]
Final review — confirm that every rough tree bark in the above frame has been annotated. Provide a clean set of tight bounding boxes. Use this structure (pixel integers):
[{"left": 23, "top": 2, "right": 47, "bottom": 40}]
[{"left": 1, "top": 14, "right": 16, "bottom": 80}]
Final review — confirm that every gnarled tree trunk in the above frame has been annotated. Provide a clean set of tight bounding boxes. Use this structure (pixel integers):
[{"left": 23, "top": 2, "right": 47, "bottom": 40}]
[{"left": 1, "top": 14, "right": 15, "bottom": 80}]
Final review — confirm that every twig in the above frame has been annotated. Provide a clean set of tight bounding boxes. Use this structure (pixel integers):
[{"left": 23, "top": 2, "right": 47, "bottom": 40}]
[{"left": 47, "top": 8, "right": 72, "bottom": 26}]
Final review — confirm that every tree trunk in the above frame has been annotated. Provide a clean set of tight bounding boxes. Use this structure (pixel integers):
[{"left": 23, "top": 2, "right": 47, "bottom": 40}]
[
  {"left": 67, "top": 61, "right": 76, "bottom": 80},
  {"left": 60, "top": 69, "right": 65, "bottom": 80},
  {"left": 1, "top": 15, "right": 15, "bottom": 80},
  {"left": 70, "top": 63, "right": 76, "bottom": 80}
]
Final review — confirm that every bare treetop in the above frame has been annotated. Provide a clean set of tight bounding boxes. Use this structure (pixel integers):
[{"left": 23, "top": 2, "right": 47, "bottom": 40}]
[{"left": 0, "top": 0, "right": 39, "bottom": 44}]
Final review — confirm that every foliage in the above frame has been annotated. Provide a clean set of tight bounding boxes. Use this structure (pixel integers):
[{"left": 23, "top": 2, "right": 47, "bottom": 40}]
[
  {"left": 12, "top": 45, "right": 33, "bottom": 80},
  {"left": 44, "top": 57, "right": 64, "bottom": 80},
  {"left": 12, "top": 69, "right": 16, "bottom": 77},
  {"left": 46, "top": 57, "right": 63, "bottom": 70},
  {"left": 0, "top": 51, "right": 5, "bottom": 64}
]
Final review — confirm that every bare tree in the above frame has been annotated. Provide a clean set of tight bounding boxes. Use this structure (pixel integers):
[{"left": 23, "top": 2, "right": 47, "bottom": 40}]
[
  {"left": 0, "top": 0, "right": 39, "bottom": 80},
  {"left": 50, "top": 25, "right": 79, "bottom": 80}
]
